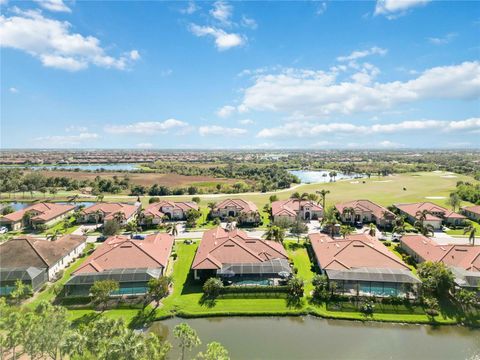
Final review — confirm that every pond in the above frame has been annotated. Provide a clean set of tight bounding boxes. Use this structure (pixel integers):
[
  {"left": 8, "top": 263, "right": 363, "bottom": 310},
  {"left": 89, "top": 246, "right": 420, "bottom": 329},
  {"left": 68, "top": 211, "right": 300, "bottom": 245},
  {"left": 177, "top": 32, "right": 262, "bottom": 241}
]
[
  {"left": 1, "top": 201, "right": 95, "bottom": 211},
  {"left": 289, "top": 170, "right": 366, "bottom": 184},
  {"left": 150, "top": 316, "right": 480, "bottom": 360},
  {"left": 2, "top": 163, "right": 141, "bottom": 171}
]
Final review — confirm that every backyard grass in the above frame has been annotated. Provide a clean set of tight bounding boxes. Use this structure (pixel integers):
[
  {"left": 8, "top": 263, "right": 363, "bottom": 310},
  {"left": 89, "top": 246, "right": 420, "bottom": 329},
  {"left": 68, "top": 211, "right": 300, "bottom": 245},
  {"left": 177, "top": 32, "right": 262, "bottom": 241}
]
[{"left": 446, "top": 220, "right": 480, "bottom": 236}]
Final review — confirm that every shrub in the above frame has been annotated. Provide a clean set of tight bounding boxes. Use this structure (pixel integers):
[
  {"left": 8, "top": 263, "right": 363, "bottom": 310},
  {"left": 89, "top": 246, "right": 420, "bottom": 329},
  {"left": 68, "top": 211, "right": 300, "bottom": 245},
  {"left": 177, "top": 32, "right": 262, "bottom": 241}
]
[
  {"left": 286, "top": 277, "right": 304, "bottom": 298},
  {"left": 149, "top": 196, "right": 160, "bottom": 204},
  {"left": 103, "top": 220, "right": 120, "bottom": 236},
  {"left": 203, "top": 278, "right": 223, "bottom": 298}
]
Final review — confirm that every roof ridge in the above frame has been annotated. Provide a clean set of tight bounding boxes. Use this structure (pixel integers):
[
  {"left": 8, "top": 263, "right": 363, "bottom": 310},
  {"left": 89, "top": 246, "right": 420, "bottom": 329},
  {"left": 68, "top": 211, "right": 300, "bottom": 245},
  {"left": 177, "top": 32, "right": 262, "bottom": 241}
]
[{"left": 24, "top": 238, "right": 50, "bottom": 267}]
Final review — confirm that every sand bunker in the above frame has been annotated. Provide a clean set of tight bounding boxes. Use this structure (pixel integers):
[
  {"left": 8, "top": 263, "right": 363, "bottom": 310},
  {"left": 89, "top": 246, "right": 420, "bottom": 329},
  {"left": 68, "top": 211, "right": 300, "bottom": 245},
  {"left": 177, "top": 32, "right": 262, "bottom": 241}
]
[
  {"left": 425, "top": 196, "right": 447, "bottom": 199},
  {"left": 441, "top": 175, "right": 457, "bottom": 178},
  {"left": 350, "top": 181, "right": 359, "bottom": 184},
  {"left": 373, "top": 180, "right": 393, "bottom": 183}
]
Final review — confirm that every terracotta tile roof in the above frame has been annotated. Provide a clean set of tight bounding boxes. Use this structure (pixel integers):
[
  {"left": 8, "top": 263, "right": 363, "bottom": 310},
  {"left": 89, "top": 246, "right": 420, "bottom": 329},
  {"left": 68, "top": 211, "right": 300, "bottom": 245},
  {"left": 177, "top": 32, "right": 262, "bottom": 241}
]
[
  {"left": 309, "top": 233, "right": 410, "bottom": 271},
  {"left": 271, "top": 199, "right": 323, "bottom": 217},
  {"left": 0, "top": 202, "right": 75, "bottom": 223},
  {"left": 0, "top": 235, "right": 87, "bottom": 268},
  {"left": 192, "top": 227, "right": 288, "bottom": 270},
  {"left": 213, "top": 199, "right": 258, "bottom": 213},
  {"left": 335, "top": 199, "right": 395, "bottom": 219},
  {"left": 74, "top": 233, "right": 174, "bottom": 274},
  {"left": 401, "top": 235, "right": 480, "bottom": 272},
  {"left": 395, "top": 202, "right": 466, "bottom": 221},
  {"left": 143, "top": 203, "right": 165, "bottom": 219},
  {"left": 155, "top": 201, "right": 199, "bottom": 212},
  {"left": 82, "top": 202, "right": 139, "bottom": 221},
  {"left": 462, "top": 205, "right": 480, "bottom": 216}
]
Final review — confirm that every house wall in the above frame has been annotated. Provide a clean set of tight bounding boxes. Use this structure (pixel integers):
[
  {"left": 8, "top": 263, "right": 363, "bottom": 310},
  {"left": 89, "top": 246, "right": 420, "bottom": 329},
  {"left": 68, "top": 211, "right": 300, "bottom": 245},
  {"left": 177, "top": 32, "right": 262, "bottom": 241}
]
[
  {"left": 462, "top": 209, "right": 480, "bottom": 222},
  {"left": 33, "top": 210, "right": 74, "bottom": 227},
  {"left": 160, "top": 206, "right": 186, "bottom": 220},
  {"left": 212, "top": 207, "right": 258, "bottom": 223},
  {"left": 47, "top": 242, "right": 86, "bottom": 280}
]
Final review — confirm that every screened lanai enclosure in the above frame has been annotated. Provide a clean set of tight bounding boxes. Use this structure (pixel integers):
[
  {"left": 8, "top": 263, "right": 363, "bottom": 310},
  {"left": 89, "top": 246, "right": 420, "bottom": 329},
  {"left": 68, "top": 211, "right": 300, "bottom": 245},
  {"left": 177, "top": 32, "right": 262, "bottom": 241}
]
[
  {"left": 0, "top": 267, "right": 48, "bottom": 295},
  {"left": 216, "top": 259, "right": 292, "bottom": 286},
  {"left": 325, "top": 267, "right": 421, "bottom": 298},
  {"left": 64, "top": 268, "right": 163, "bottom": 296}
]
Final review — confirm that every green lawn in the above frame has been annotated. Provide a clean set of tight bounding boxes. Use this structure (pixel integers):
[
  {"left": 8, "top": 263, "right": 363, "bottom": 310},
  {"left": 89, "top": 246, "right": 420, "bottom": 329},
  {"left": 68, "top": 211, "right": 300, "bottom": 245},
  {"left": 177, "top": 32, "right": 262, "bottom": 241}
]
[{"left": 445, "top": 220, "right": 480, "bottom": 236}]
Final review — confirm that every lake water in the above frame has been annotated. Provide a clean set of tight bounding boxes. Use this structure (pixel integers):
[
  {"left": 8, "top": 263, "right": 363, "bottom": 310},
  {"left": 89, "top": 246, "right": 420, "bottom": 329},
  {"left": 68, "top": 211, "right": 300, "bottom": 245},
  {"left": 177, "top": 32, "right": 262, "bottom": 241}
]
[
  {"left": 150, "top": 316, "right": 480, "bottom": 360},
  {"left": 289, "top": 170, "right": 366, "bottom": 184},
  {"left": 2, "top": 201, "right": 95, "bottom": 211},
  {"left": 2, "top": 163, "right": 140, "bottom": 171}
]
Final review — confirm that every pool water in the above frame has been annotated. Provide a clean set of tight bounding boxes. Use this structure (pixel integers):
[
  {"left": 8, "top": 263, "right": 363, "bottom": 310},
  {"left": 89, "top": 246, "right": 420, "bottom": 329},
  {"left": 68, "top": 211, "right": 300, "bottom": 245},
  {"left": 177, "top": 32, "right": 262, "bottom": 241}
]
[{"left": 232, "top": 279, "right": 273, "bottom": 286}]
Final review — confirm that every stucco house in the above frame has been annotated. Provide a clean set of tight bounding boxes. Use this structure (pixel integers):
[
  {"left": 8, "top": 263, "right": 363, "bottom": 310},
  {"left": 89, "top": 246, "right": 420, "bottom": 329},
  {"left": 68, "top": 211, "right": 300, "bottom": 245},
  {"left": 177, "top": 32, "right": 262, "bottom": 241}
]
[
  {"left": 191, "top": 227, "right": 291, "bottom": 284},
  {"left": 143, "top": 201, "right": 199, "bottom": 221},
  {"left": 309, "top": 233, "right": 420, "bottom": 297},
  {"left": 211, "top": 199, "right": 260, "bottom": 225},
  {"left": 65, "top": 233, "right": 174, "bottom": 296},
  {"left": 80, "top": 202, "right": 140, "bottom": 225},
  {"left": 0, "top": 202, "right": 75, "bottom": 231},
  {"left": 394, "top": 202, "right": 466, "bottom": 230},
  {"left": 461, "top": 205, "right": 480, "bottom": 222},
  {"left": 271, "top": 199, "right": 323, "bottom": 223},
  {"left": 335, "top": 199, "right": 395, "bottom": 228},
  {"left": 400, "top": 234, "right": 480, "bottom": 292},
  {"left": 0, "top": 235, "right": 87, "bottom": 294}
]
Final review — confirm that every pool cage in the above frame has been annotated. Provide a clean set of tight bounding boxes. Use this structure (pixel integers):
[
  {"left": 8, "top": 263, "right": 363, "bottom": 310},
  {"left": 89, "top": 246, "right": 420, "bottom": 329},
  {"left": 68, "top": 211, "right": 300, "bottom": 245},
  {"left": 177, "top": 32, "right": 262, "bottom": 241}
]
[
  {"left": 217, "top": 259, "right": 292, "bottom": 285},
  {"left": 0, "top": 267, "right": 48, "bottom": 295},
  {"left": 64, "top": 268, "right": 163, "bottom": 296},
  {"left": 325, "top": 267, "right": 421, "bottom": 298}
]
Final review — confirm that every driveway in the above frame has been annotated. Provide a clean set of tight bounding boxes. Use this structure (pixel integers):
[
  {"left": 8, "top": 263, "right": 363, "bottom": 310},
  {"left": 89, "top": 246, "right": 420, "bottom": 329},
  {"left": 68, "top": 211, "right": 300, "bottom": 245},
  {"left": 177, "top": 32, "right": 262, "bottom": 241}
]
[{"left": 432, "top": 231, "right": 471, "bottom": 245}]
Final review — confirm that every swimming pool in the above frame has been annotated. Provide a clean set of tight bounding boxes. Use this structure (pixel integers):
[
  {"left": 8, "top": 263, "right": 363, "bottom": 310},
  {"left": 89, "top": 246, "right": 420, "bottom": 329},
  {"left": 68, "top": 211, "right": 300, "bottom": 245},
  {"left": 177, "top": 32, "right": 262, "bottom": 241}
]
[{"left": 232, "top": 279, "right": 273, "bottom": 286}]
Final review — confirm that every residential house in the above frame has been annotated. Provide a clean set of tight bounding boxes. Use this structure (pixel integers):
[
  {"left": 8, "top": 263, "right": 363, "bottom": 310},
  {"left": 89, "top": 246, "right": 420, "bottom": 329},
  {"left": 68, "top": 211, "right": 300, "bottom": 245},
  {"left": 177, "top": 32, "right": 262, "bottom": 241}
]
[
  {"left": 400, "top": 234, "right": 480, "bottom": 292},
  {"left": 271, "top": 199, "right": 323, "bottom": 223},
  {"left": 211, "top": 199, "right": 260, "bottom": 225},
  {"left": 65, "top": 233, "right": 174, "bottom": 296},
  {"left": 309, "top": 233, "right": 420, "bottom": 297},
  {"left": 80, "top": 202, "right": 140, "bottom": 225},
  {"left": 461, "top": 205, "right": 480, "bottom": 222},
  {"left": 0, "top": 235, "right": 87, "bottom": 295},
  {"left": 394, "top": 202, "right": 466, "bottom": 230},
  {"left": 191, "top": 227, "right": 291, "bottom": 284},
  {"left": 0, "top": 202, "right": 75, "bottom": 231},
  {"left": 143, "top": 201, "right": 199, "bottom": 221},
  {"left": 335, "top": 199, "right": 395, "bottom": 228}
]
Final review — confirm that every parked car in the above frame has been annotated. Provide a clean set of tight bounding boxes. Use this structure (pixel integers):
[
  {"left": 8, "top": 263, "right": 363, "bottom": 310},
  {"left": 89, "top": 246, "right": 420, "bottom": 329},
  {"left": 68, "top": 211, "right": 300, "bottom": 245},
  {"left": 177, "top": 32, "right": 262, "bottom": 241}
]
[
  {"left": 132, "top": 234, "right": 145, "bottom": 240},
  {"left": 378, "top": 232, "right": 387, "bottom": 241},
  {"left": 392, "top": 233, "right": 402, "bottom": 242},
  {"left": 96, "top": 235, "right": 107, "bottom": 242},
  {"left": 0, "top": 226, "right": 8, "bottom": 234},
  {"left": 354, "top": 221, "right": 363, "bottom": 229}
]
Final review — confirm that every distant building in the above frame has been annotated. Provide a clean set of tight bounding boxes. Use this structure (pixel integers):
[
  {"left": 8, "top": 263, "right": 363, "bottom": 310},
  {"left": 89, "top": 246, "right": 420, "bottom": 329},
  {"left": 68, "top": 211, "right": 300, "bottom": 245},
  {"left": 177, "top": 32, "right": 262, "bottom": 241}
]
[
  {"left": 309, "top": 233, "right": 420, "bottom": 298},
  {"left": 394, "top": 202, "right": 466, "bottom": 230},
  {"left": 335, "top": 199, "right": 395, "bottom": 228},
  {"left": 141, "top": 201, "right": 199, "bottom": 222},
  {"left": 211, "top": 199, "right": 260, "bottom": 224},
  {"left": 461, "top": 205, "right": 480, "bottom": 222},
  {"left": 0, "top": 235, "right": 87, "bottom": 295},
  {"left": 191, "top": 227, "right": 291, "bottom": 284},
  {"left": 0, "top": 202, "right": 75, "bottom": 231},
  {"left": 65, "top": 233, "right": 174, "bottom": 296},
  {"left": 400, "top": 234, "right": 480, "bottom": 292},
  {"left": 80, "top": 202, "right": 140, "bottom": 225},
  {"left": 271, "top": 199, "right": 323, "bottom": 223}
]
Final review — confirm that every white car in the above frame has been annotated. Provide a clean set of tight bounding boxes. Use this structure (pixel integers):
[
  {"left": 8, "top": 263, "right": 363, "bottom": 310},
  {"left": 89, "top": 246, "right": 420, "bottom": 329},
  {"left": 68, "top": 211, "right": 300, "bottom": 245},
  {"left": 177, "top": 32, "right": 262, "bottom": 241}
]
[{"left": 0, "top": 227, "right": 8, "bottom": 234}]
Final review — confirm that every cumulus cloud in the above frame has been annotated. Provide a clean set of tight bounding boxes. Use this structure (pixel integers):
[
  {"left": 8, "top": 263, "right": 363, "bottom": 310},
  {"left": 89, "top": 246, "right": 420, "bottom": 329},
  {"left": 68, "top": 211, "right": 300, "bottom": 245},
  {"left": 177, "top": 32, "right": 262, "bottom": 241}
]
[
  {"left": 257, "top": 118, "right": 480, "bottom": 138},
  {"left": 189, "top": 24, "right": 244, "bottom": 50},
  {"left": 180, "top": 1, "right": 198, "bottom": 15},
  {"left": 65, "top": 125, "right": 88, "bottom": 132},
  {"left": 210, "top": 1, "right": 233, "bottom": 25},
  {"left": 216, "top": 105, "right": 236, "bottom": 118},
  {"left": 315, "top": 1, "right": 328, "bottom": 15},
  {"left": 239, "top": 119, "right": 254, "bottom": 125},
  {"left": 33, "top": 0, "right": 71, "bottom": 13},
  {"left": 428, "top": 32, "right": 457, "bottom": 45},
  {"left": 136, "top": 142, "right": 154, "bottom": 149},
  {"left": 9, "top": 87, "right": 19, "bottom": 93},
  {"left": 236, "top": 61, "right": 480, "bottom": 118},
  {"left": 199, "top": 125, "right": 247, "bottom": 136},
  {"left": 337, "top": 46, "right": 387, "bottom": 62},
  {"left": 104, "top": 119, "right": 188, "bottom": 135},
  {"left": 374, "top": 0, "right": 430, "bottom": 18},
  {"left": 35, "top": 132, "right": 99, "bottom": 146},
  {"left": 241, "top": 15, "right": 257, "bottom": 29},
  {"left": 0, "top": 9, "right": 140, "bottom": 71}
]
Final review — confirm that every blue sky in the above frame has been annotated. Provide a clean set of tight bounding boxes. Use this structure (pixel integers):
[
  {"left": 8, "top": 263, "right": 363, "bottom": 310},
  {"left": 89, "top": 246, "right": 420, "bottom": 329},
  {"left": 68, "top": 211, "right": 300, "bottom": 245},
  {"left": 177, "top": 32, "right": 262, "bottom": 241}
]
[{"left": 1, "top": 0, "right": 479, "bottom": 149}]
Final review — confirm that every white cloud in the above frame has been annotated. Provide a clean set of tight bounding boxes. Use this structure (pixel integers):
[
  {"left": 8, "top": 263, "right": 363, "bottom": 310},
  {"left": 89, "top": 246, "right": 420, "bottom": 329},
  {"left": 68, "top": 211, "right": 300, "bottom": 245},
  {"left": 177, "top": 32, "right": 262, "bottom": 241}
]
[
  {"left": 216, "top": 105, "right": 236, "bottom": 118},
  {"left": 189, "top": 24, "right": 244, "bottom": 50},
  {"left": 428, "top": 32, "right": 457, "bottom": 45},
  {"left": 104, "top": 119, "right": 189, "bottom": 135},
  {"left": 0, "top": 9, "right": 139, "bottom": 71},
  {"left": 180, "top": 1, "right": 198, "bottom": 15},
  {"left": 210, "top": 1, "right": 233, "bottom": 25},
  {"left": 35, "top": 132, "right": 99, "bottom": 146},
  {"left": 241, "top": 15, "right": 257, "bottom": 29},
  {"left": 257, "top": 118, "right": 480, "bottom": 138},
  {"left": 237, "top": 61, "right": 480, "bottom": 118},
  {"left": 315, "top": 2, "right": 328, "bottom": 15},
  {"left": 239, "top": 119, "right": 254, "bottom": 125},
  {"left": 136, "top": 142, "right": 154, "bottom": 149},
  {"left": 374, "top": 0, "right": 430, "bottom": 18},
  {"left": 8, "top": 87, "right": 19, "bottom": 93},
  {"left": 199, "top": 125, "right": 247, "bottom": 136},
  {"left": 33, "top": 0, "right": 71, "bottom": 13},
  {"left": 65, "top": 125, "right": 88, "bottom": 132},
  {"left": 379, "top": 140, "right": 404, "bottom": 148},
  {"left": 337, "top": 46, "right": 387, "bottom": 62}
]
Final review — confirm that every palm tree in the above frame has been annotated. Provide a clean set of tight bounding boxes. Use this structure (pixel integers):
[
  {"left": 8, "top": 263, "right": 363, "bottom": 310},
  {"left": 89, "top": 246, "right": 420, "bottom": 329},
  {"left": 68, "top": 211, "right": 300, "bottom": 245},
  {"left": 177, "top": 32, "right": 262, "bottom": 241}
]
[
  {"left": 93, "top": 210, "right": 103, "bottom": 228},
  {"left": 415, "top": 209, "right": 431, "bottom": 223},
  {"left": 225, "top": 217, "right": 236, "bottom": 231},
  {"left": 113, "top": 211, "right": 126, "bottom": 225},
  {"left": 365, "top": 223, "right": 376, "bottom": 237},
  {"left": 68, "top": 194, "right": 80, "bottom": 204},
  {"left": 322, "top": 207, "right": 339, "bottom": 237},
  {"left": 166, "top": 222, "right": 178, "bottom": 236},
  {"left": 342, "top": 207, "right": 356, "bottom": 225},
  {"left": 96, "top": 194, "right": 105, "bottom": 202},
  {"left": 339, "top": 225, "right": 354, "bottom": 239},
  {"left": 463, "top": 224, "right": 477, "bottom": 245},
  {"left": 290, "top": 192, "right": 309, "bottom": 221},
  {"left": 126, "top": 220, "right": 141, "bottom": 235},
  {"left": 207, "top": 202, "right": 216, "bottom": 213},
  {"left": 22, "top": 211, "right": 34, "bottom": 229},
  {"left": 316, "top": 189, "right": 330, "bottom": 210},
  {"left": 47, "top": 229, "right": 63, "bottom": 241},
  {"left": 328, "top": 171, "right": 337, "bottom": 182},
  {"left": 392, "top": 215, "right": 406, "bottom": 234},
  {"left": 264, "top": 224, "right": 285, "bottom": 243},
  {"left": 414, "top": 210, "right": 434, "bottom": 237}
]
